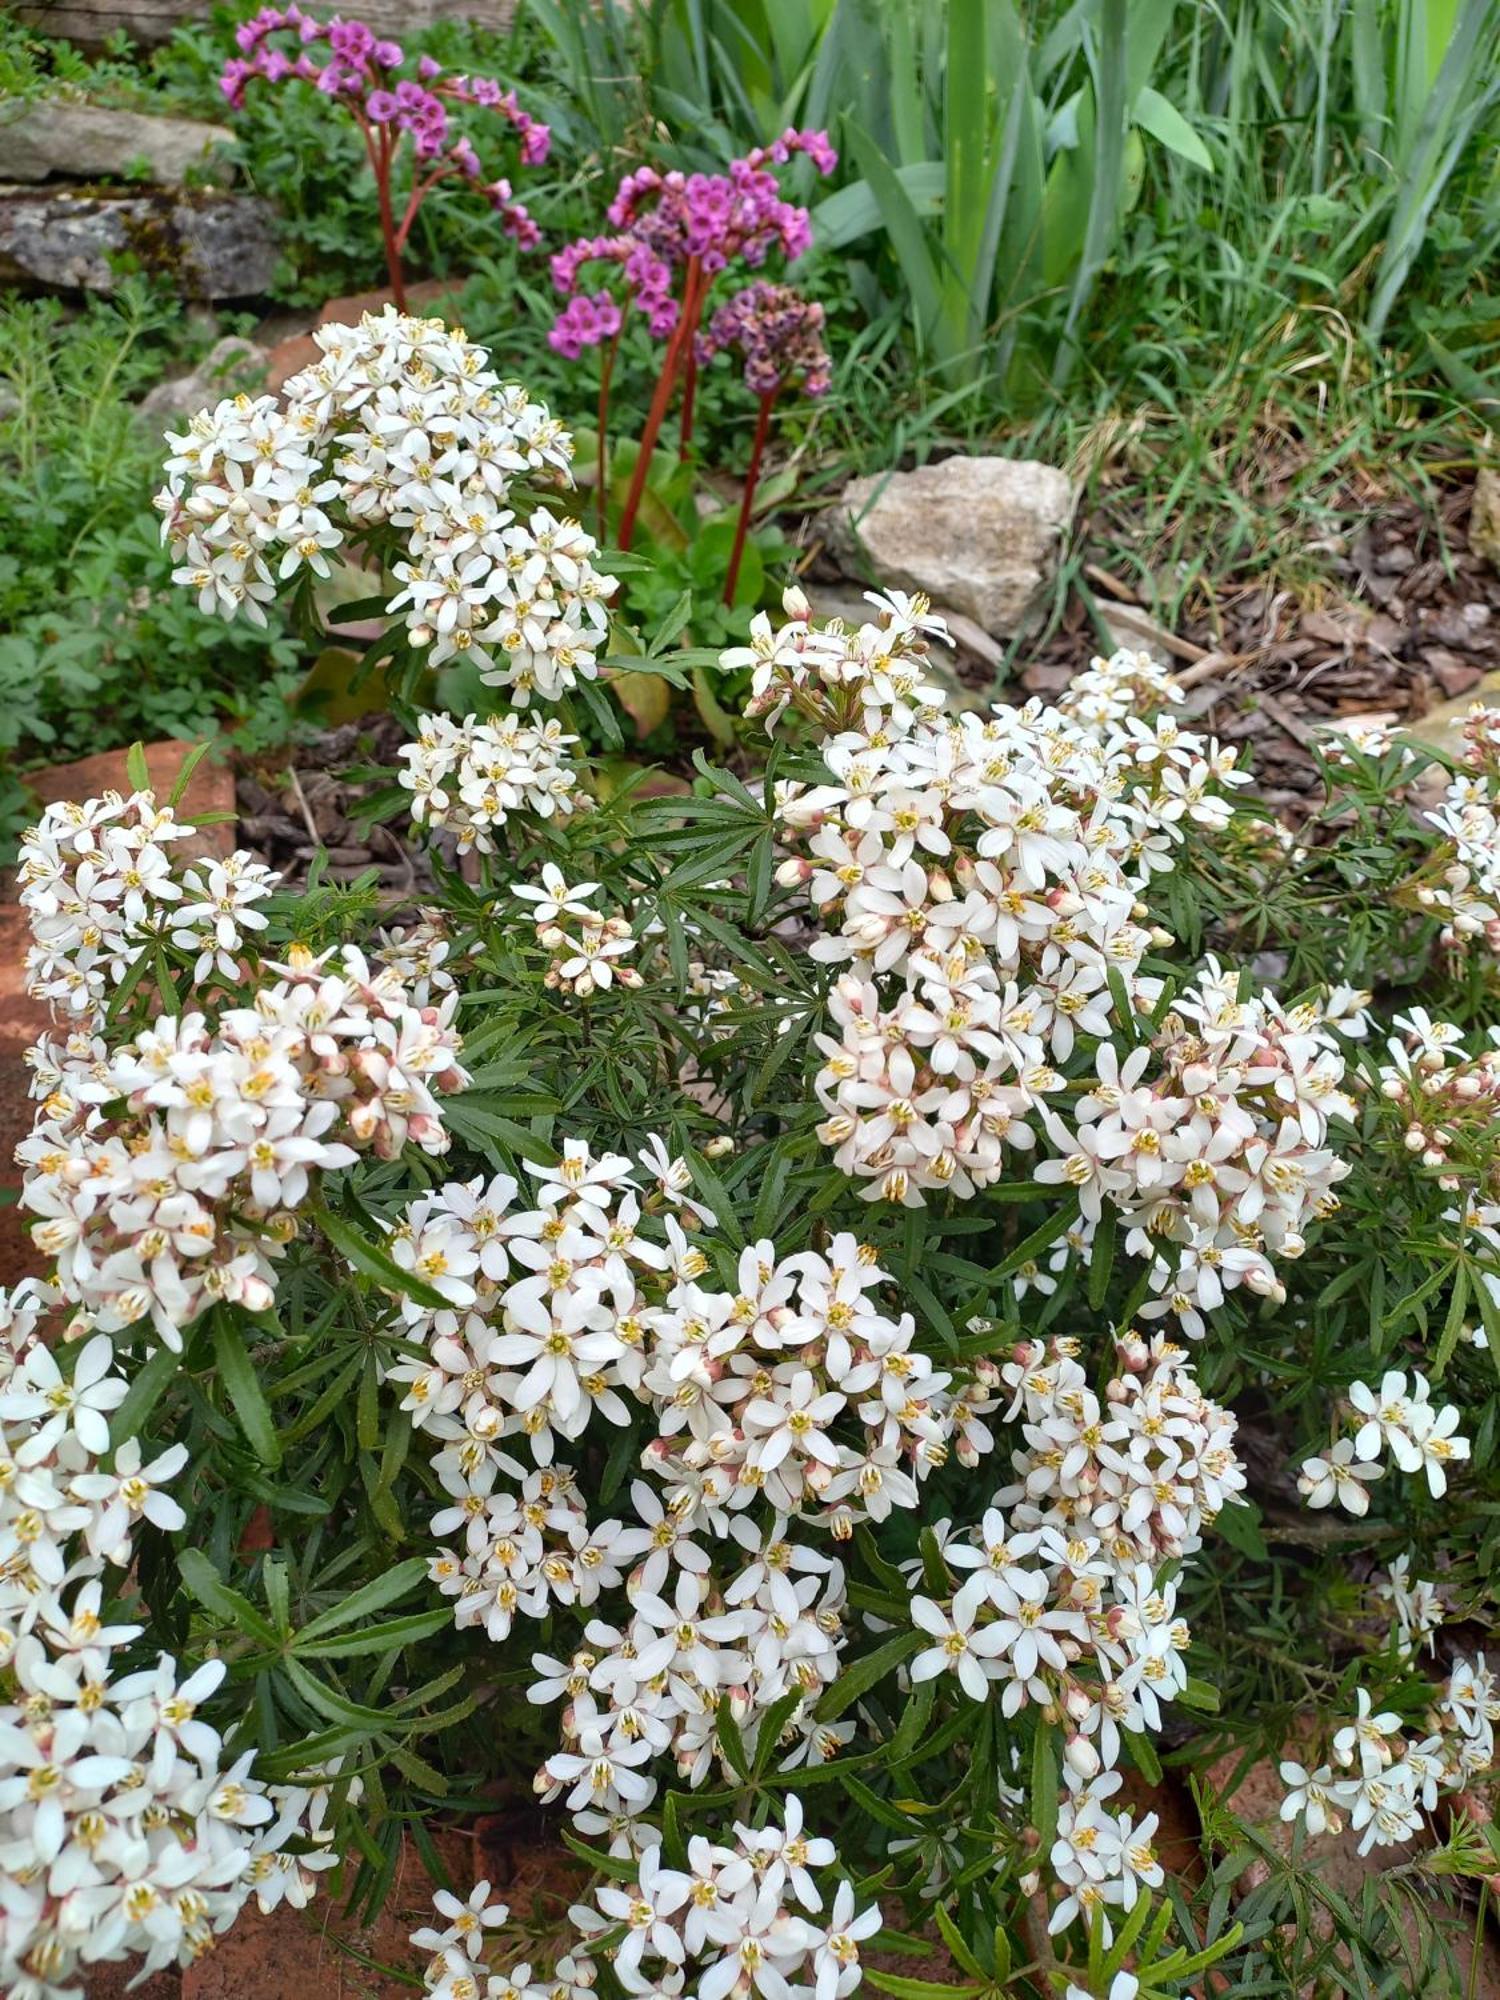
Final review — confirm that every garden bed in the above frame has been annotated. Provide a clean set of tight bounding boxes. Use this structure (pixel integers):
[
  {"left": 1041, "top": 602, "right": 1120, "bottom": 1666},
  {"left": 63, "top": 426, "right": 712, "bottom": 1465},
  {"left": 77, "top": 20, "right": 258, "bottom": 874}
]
[{"left": 6, "top": 4, "right": 1500, "bottom": 1999}]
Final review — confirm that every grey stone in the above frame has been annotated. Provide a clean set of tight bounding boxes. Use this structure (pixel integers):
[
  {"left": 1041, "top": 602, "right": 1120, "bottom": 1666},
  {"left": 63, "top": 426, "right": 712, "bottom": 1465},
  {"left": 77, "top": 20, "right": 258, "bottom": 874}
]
[
  {"left": 831, "top": 455, "right": 1078, "bottom": 637},
  {"left": 1471, "top": 466, "right": 1500, "bottom": 569},
  {"left": 0, "top": 188, "right": 278, "bottom": 298},
  {"left": 15, "top": 0, "right": 514, "bottom": 49},
  {"left": 138, "top": 335, "right": 265, "bottom": 423},
  {"left": 0, "top": 101, "right": 233, "bottom": 187}
]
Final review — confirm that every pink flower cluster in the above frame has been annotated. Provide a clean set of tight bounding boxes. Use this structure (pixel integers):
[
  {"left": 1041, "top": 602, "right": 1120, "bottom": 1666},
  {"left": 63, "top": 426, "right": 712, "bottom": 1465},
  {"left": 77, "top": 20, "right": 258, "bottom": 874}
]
[
  {"left": 548, "top": 128, "right": 836, "bottom": 355},
  {"left": 699, "top": 278, "right": 831, "bottom": 397},
  {"left": 221, "top": 6, "right": 548, "bottom": 242}
]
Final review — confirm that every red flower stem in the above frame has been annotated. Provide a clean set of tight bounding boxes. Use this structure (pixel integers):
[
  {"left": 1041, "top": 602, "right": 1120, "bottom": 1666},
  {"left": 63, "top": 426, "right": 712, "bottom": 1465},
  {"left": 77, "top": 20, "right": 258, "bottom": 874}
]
[
  {"left": 725, "top": 389, "right": 776, "bottom": 607},
  {"left": 619, "top": 255, "right": 702, "bottom": 551},
  {"left": 596, "top": 325, "right": 620, "bottom": 543},
  {"left": 679, "top": 345, "right": 699, "bottom": 458},
  {"left": 394, "top": 161, "right": 454, "bottom": 254},
  {"left": 362, "top": 118, "right": 408, "bottom": 309}
]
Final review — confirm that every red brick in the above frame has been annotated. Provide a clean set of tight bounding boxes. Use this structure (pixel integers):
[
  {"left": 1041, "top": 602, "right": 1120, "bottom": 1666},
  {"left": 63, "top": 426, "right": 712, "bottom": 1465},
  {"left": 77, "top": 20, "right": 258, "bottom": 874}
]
[
  {"left": 265, "top": 277, "right": 470, "bottom": 390},
  {"left": 25, "top": 739, "right": 234, "bottom": 866}
]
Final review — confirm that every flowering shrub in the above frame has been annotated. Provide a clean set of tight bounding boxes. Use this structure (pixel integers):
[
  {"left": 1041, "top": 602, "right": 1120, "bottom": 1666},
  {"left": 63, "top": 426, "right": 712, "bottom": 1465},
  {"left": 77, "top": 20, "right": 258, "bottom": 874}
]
[{"left": 7, "top": 311, "right": 1500, "bottom": 1996}]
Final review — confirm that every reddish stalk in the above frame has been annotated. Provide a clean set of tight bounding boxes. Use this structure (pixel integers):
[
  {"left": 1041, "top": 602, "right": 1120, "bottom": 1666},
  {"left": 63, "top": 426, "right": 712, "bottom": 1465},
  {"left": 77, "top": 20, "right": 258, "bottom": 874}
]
[
  {"left": 362, "top": 120, "right": 409, "bottom": 309},
  {"left": 678, "top": 344, "right": 699, "bottom": 459},
  {"left": 725, "top": 389, "right": 776, "bottom": 607},
  {"left": 394, "top": 161, "right": 455, "bottom": 254},
  {"left": 595, "top": 325, "right": 621, "bottom": 543},
  {"left": 618, "top": 255, "right": 703, "bottom": 550}
]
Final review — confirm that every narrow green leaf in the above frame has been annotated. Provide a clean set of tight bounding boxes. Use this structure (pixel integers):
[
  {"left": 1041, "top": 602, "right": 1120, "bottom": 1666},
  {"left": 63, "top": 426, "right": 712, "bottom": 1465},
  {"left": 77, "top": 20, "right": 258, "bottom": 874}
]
[
  {"left": 178, "top": 1548, "right": 279, "bottom": 1648},
  {"left": 816, "top": 1629, "right": 921, "bottom": 1722},
  {"left": 1133, "top": 85, "right": 1213, "bottom": 169},
  {"left": 715, "top": 1694, "right": 751, "bottom": 1781},
  {"left": 310, "top": 1199, "right": 450, "bottom": 1310},
  {"left": 1031, "top": 1719, "right": 1059, "bottom": 1855},
  {"left": 110, "top": 1344, "right": 180, "bottom": 1452},
  {"left": 211, "top": 1313, "right": 282, "bottom": 1468},
  {"left": 295, "top": 1557, "right": 430, "bottom": 1643}
]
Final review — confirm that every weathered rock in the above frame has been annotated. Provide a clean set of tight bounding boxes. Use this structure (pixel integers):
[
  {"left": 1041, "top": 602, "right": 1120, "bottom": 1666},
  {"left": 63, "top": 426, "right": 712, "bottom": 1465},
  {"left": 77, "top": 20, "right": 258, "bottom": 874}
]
[
  {"left": 1404, "top": 668, "right": 1500, "bottom": 756},
  {"left": 1471, "top": 466, "right": 1500, "bottom": 569},
  {"left": 138, "top": 334, "right": 265, "bottom": 423},
  {"left": 830, "top": 455, "right": 1077, "bottom": 637},
  {"left": 16, "top": 0, "right": 514, "bottom": 50},
  {"left": 0, "top": 188, "right": 277, "bottom": 298},
  {"left": 0, "top": 101, "right": 233, "bottom": 187}
]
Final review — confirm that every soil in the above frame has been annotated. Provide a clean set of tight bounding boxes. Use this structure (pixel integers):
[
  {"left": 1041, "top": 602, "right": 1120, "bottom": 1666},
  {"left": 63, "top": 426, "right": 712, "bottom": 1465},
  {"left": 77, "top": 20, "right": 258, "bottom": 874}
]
[
  {"left": 236, "top": 716, "right": 438, "bottom": 896},
  {"left": 1016, "top": 477, "right": 1500, "bottom": 815}
]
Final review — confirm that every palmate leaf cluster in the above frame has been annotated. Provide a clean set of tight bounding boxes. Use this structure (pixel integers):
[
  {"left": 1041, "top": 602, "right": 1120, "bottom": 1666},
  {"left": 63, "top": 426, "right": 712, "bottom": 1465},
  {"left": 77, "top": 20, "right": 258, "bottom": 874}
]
[{"left": 53, "top": 605, "right": 1498, "bottom": 2000}]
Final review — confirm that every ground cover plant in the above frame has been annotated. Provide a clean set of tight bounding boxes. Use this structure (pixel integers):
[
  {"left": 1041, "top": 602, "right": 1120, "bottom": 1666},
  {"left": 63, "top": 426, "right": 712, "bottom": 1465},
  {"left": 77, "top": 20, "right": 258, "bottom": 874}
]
[
  {"left": 3, "top": 302, "right": 1500, "bottom": 2000},
  {"left": 0, "top": 283, "right": 302, "bottom": 853}
]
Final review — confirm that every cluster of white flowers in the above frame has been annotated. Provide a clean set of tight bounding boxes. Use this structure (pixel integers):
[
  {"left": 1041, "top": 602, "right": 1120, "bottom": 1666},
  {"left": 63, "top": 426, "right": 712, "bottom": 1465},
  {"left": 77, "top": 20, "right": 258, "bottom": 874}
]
[
  {"left": 0, "top": 1282, "right": 347, "bottom": 1997},
  {"left": 908, "top": 1330, "right": 1244, "bottom": 1939},
  {"left": 18, "top": 890, "right": 467, "bottom": 1351},
  {"left": 413, "top": 1810, "right": 880, "bottom": 2000},
  {"left": 1375, "top": 1008, "right": 1500, "bottom": 1188},
  {"left": 513, "top": 863, "right": 642, "bottom": 998},
  {"left": 1417, "top": 702, "right": 1500, "bottom": 964},
  {"left": 1049, "top": 961, "right": 1357, "bottom": 1334},
  {"left": 155, "top": 307, "right": 617, "bottom": 702},
  {"left": 1280, "top": 1655, "right": 1498, "bottom": 1858},
  {"left": 532, "top": 1517, "right": 852, "bottom": 1831},
  {"left": 382, "top": 1141, "right": 1001, "bottom": 1840},
  {"left": 17, "top": 789, "right": 277, "bottom": 1021},
  {"left": 728, "top": 588, "right": 1370, "bottom": 1342},
  {"left": 748, "top": 597, "right": 1245, "bottom": 1203},
  {"left": 1297, "top": 1367, "right": 1471, "bottom": 1515},
  {"left": 994, "top": 1331, "right": 1246, "bottom": 1566},
  {"left": 724, "top": 583, "right": 951, "bottom": 738},
  {"left": 1375, "top": 1554, "right": 1443, "bottom": 1659},
  {"left": 374, "top": 909, "right": 465, "bottom": 1005},
  {"left": 1049, "top": 1769, "right": 1164, "bottom": 1945},
  {"left": 398, "top": 709, "right": 582, "bottom": 852}
]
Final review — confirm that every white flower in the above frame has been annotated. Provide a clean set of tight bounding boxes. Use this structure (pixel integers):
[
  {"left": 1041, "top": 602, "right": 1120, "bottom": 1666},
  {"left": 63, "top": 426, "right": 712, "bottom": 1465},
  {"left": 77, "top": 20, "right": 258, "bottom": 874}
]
[
  {"left": 1297, "top": 1438, "right": 1383, "bottom": 1516},
  {"left": 910, "top": 1581, "right": 1007, "bottom": 1702}
]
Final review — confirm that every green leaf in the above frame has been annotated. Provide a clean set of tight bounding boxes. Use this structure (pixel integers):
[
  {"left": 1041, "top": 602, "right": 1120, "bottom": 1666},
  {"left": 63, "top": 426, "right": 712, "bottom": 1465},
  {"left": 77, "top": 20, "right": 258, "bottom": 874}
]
[
  {"left": 932, "top": 1901, "right": 988, "bottom": 1981},
  {"left": 125, "top": 740, "right": 151, "bottom": 792},
  {"left": 294, "top": 1557, "right": 430, "bottom": 1644},
  {"left": 816, "top": 1630, "right": 921, "bottom": 1722},
  {"left": 1214, "top": 1497, "right": 1268, "bottom": 1562},
  {"left": 1031, "top": 1719, "right": 1059, "bottom": 1855},
  {"left": 866, "top": 1977, "right": 983, "bottom": 1999},
  {"left": 110, "top": 1344, "right": 181, "bottom": 1451},
  {"left": 293, "top": 1609, "right": 450, "bottom": 1659},
  {"left": 178, "top": 1547, "right": 279, "bottom": 1648},
  {"left": 812, "top": 162, "right": 945, "bottom": 248},
  {"left": 993, "top": 1191, "right": 1080, "bottom": 1280},
  {"left": 166, "top": 740, "right": 214, "bottom": 808},
  {"left": 211, "top": 1313, "right": 282, "bottom": 1468},
  {"left": 716, "top": 1694, "right": 751, "bottom": 1781},
  {"left": 310, "top": 1199, "right": 450, "bottom": 1310},
  {"left": 1087, "top": 1204, "right": 1117, "bottom": 1311},
  {"left": 1133, "top": 84, "right": 1213, "bottom": 169}
]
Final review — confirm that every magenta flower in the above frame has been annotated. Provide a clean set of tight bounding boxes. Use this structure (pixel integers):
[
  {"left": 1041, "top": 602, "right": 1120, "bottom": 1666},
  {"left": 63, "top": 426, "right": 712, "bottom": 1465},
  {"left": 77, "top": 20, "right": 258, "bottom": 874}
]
[
  {"left": 700, "top": 281, "right": 831, "bottom": 398},
  {"left": 218, "top": 6, "right": 550, "bottom": 306},
  {"left": 547, "top": 130, "right": 835, "bottom": 554}
]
